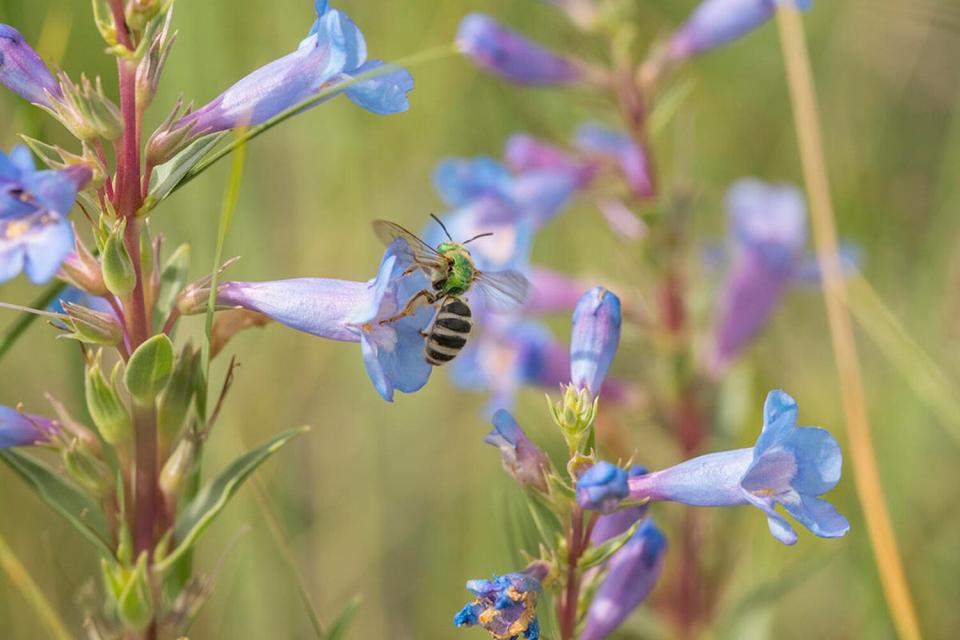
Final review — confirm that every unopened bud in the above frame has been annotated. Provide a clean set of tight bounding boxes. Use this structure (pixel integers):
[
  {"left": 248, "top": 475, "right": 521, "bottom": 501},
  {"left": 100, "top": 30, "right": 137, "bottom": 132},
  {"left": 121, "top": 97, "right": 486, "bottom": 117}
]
[
  {"left": 159, "top": 437, "right": 197, "bottom": 502},
  {"left": 63, "top": 442, "right": 111, "bottom": 495},
  {"left": 103, "top": 220, "right": 137, "bottom": 297},
  {"left": 40, "top": 73, "right": 124, "bottom": 141},
  {"left": 135, "top": 9, "right": 175, "bottom": 109},
  {"left": 118, "top": 552, "right": 154, "bottom": 632},
  {"left": 157, "top": 344, "right": 197, "bottom": 441},
  {"left": 484, "top": 410, "right": 551, "bottom": 493},
  {"left": 85, "top": 352, "right": 132, "bottom": 445},
  {"left": 59, "top": 238, "right": 108, "bottom": 296},
  {"left": 61, "top": 300, "right": 122, "bottom": 346},
  {"left": 548, "top": 384, "right": 598, "bottom": 453},
  {"left": 124, "top": 334, "right": 174, "bottom": 405},
  {"left": 145, "top": 98, "right": 198, "bottom": 167}
]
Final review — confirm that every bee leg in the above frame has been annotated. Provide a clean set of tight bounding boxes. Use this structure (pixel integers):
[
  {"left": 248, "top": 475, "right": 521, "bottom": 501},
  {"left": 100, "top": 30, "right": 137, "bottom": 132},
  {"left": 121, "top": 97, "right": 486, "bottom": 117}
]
[{"left": 378, "top": 289, "right": 436, "bottom": 325}]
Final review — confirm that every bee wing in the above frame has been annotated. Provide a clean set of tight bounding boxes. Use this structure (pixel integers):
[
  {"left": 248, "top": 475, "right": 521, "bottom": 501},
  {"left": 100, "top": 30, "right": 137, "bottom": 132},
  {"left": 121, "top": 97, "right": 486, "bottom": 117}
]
[
  {"left": 372, "top": 219, "right": 446, "bottom": 270},
  {"left": 474, "top": 269, "right": 530, "bottom": 313}
]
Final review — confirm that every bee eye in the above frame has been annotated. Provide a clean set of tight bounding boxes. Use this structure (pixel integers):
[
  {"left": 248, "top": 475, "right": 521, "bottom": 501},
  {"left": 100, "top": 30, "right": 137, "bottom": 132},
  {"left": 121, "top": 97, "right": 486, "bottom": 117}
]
[{"left": 433, "top": 279, "right": 446, "bottom": 291}]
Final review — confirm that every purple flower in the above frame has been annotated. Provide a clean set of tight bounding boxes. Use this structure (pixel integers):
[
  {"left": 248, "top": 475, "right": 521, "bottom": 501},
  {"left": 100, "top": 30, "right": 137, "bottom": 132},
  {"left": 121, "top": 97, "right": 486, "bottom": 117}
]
[
  {"left": 575, "top": 123, "right": 654, "bottom": 199},
  {"left": 454, "top": 562, "right": 548, "bottom": 640},
  {"left": 582, "top": 390, "right": 849, "bottom": 545},
  {"left": 457, "top": 13, "right": 584, "bottom": 86},
  {"left": 0, "top": 146, "right": 92, "bottom": 284},
  {"left": 590, "top": 465, "right": 648, "bottom": 544},
  {"left": 581, "top": 519, "right": 667, "bottom": 640},
  {"left": 449, "top": 317, "right": 568, "bottom": 412},
  {"left": 484, "top": 410, "right": 551, "bottom": 492},
  {"left": 0, "top": 405, "right": 58, "bottom": 448},
  {"left": 217, "top": 240, "right": 433, "bottom": 401},
  {"left": 504, "top": 134, "right": 594, "bottom": 187},
  {"left": 0, "top": 24, "right": 60, "bottom": 107},
  {"left": 524, "top": 267, "right": 584, "bottom": 315},
  {"left": 708, "top": 179, "right": 807, "bottom": 376},
  {"left": 570, "top": 287, "right": 622, "bottom": 396},
  {"left": 577, "top": 461, "right": 629, "bottom": 514},
  {"left": 667, "top": 0, "right": 813, "bottom": 61},
  {"left": 173, "top": 4, "right": 412, "bottom": 137}
]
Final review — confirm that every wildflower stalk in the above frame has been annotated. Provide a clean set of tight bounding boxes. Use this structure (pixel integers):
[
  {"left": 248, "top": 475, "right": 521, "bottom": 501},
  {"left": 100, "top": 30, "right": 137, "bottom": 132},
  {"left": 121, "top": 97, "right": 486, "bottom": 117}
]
[
  {"left": 775, "top": 6, "right": 922, "bottom": 640},
  {"left": 557, "top": 507, "right": 596, "bottom": 640}
]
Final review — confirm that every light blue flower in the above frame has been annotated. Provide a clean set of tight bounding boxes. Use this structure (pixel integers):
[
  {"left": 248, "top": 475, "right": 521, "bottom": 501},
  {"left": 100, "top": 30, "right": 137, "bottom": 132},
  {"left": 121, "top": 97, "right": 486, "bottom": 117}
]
[
  {"left": 454, "top": 562, "right": 548, "bottom": 640},
  {"left": 574, "top": 123, "right": 654, "bottom": 199},
  {"left": 175, "top": 3, "right": 412, "bottom": 137},
  {"left": 589, "top": 465, "right": 648, "bottom": 544},
  {"left": 577, "top": 461, "right": 629, "bottom": 514},
  {"left": 217, "top": 239, "right": 433, "bottom": 401},
  {"left": 0, "top": 146, "right": 91, "bottom": 285},
  {"left": 581, "top": 519, "right": 667, "bottom": 640},
  {"left": 570, "top": 287, "right": 622, "bottom": 396},
  {"left": 484, "top": 410, "right": 551, "bottom": 492},
  {"left": 667, "top": 0, "right": 813, "bottom": 61},
  {"left": 581, "top": 390, "right": 849, "bottom": 545},
  {"left": 0, "top": 405, "right": 58, "bottom": 449},
  {"left": 457, "top": 13, "right": 584, "bottom": 86},
  {"left": 0, "top": 24, "right": 60, "bottom": 107}
]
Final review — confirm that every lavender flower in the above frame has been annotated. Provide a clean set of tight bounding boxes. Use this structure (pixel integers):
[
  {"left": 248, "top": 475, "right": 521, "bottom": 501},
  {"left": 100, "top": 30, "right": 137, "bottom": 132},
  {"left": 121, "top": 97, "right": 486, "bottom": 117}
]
[
  {"left": 0, "top": 24, "right": 60, "bottom": 107},
  {"left": 216, "top": 239, "right": 433, "bottom": 401},
  {"left": 0, "top": 146, "right": 92, "bottom": 284},
  {"left": 708, "top": 179, "right": 807, "bottom": 376},
  {"left": 484, "top": 410, "right": 551, "bottom": 492},
  {"left": 590, "top": 465, "right": 648, "bottom": 543},
  {"left": 575, "top": 123, "right": 654, "bottom": 199},
  {"left": 504, "top": 134, "right": 594, "bottom": 187},
  {"left": 580, "top": 390, "right": 849, "bottom": 545},
  {"left": 666, "top": 0, "right": 813, "bottom": 61},
  {"left": 169, "top": 3, "right": 412, "bottom": 140},
  {"left": 457, "top": 13, "right": 584, "bottom": 86},
  {"left": 570, "top": 287, "right": 622, "bottom": 396},
  {"left": 454, "top": 562, "right": 548, "bottom": 640},
  {"left": 581, "top": 519, "right": 667, "bottom": 640},
  {"left": 0, "top": 405, "right": 58, "bottom": 449}
]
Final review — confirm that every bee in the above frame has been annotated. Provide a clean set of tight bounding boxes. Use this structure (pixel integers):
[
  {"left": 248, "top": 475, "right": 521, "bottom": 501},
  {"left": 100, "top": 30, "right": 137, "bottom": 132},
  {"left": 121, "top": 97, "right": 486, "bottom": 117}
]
[{"left": 372, "top": 216, "right": 530, "bottom": 366}]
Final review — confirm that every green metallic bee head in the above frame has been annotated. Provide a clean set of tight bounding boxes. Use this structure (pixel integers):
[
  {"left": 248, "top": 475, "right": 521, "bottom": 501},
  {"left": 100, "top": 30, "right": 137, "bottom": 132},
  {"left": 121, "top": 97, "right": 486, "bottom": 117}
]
[{"left": 436, "top": 243, "right": 475, "bottom": 296}]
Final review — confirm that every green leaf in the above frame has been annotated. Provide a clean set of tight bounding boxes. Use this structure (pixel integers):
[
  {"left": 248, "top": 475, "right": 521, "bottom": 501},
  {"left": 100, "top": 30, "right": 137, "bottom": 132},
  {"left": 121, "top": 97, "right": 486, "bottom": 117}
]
[
  {"left": 525, "top": 491, "right": 563, "bottom": 553},
  {"left": 124, "top": 334, "right": 175, "bottom": 404},
  {"left": 578, "top": 517, "right": 641, "bottom": 570},
  {"left": 155, "top": 426, "right": 309, "bottom": 573},
  {"left": 153, "top": 243, "right": 192, "bottom": 329},
  {"left": 145, "top": 133, "right": 227, "bottom": 208},
  {"left": 320, "top": 597, "right": 361, "bottom": 640},
  {"left": 0, "top": 450, "right": 113, "bottom": 558}
]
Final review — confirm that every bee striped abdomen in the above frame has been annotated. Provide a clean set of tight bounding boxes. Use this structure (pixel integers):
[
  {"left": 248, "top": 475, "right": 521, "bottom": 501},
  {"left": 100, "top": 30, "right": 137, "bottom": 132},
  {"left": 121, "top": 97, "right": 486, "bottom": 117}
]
[{"left": 426, "top": 297, "right": 473, "bottom": 366}]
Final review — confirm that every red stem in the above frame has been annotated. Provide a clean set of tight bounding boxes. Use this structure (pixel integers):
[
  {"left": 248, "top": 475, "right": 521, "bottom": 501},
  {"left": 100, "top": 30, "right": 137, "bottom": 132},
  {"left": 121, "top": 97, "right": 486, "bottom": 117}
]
[{"left": 559, "top": 508, "right": 586, "bottom": 640}]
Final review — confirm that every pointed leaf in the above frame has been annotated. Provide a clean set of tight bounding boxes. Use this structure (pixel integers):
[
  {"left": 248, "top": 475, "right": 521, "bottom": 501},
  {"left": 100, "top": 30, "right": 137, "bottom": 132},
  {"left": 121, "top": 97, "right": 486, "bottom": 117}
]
[
  {"left": 146, "top": 133, "right": 227, "bottom": 207},
  {"left": 0, "top": 450, "right": 113, "bottom": 558},
  {"left": 155, "top": 426, "right": 309, "bottom": 573},
  {"left": 153, "top": 243, "right": 192, "bottom": 328},
  {"left": 578, "top": 517, "right": 642, "bottom": 570},
  {"left": 320, "top": 597, "right": 361, "bottom": 640}
]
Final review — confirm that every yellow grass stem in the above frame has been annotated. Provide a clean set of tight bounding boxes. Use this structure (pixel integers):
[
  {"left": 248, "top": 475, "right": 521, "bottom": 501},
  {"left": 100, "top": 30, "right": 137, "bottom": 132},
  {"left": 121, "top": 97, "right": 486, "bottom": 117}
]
[
  {"left": 0, "top": 530, "right": 72, "bottom": 640},
  {"left": 775, "top": 6, "right": 922, "bottom": 639}
]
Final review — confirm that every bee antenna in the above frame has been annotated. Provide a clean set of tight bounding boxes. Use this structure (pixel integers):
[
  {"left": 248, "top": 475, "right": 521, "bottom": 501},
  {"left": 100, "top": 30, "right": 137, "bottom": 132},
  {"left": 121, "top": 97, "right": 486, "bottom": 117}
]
[
  {"left": 462, "top": 232, "right": 495, "bottom": 245},
  {"left": 431, "top": 214, "right": 453, "bottom": 242}
]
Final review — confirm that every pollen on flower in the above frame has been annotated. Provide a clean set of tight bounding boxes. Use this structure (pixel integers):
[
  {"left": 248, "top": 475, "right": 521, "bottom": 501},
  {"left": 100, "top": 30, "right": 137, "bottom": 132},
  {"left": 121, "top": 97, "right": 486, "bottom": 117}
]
[{"left": 3, "top": 219, "right": 30, "bottom": 239}]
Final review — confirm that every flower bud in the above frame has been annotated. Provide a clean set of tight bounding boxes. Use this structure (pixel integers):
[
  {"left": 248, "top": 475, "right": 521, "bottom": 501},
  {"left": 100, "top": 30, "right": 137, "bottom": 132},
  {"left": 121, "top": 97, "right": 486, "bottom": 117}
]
[
  {"left": 457, "top": 13, "right": 586, "bottom": 86},
  {"left": 0, "top": 24, "right": 60, "bottom": 107},
  {"left": 102, "top": 221, "right": 137, "bottom": 297},
  {"left": 157, "top": 344, "right": 197, "bottom": 441},
  {"left": 117, "top": 552, "right": 154, "bottom": 632},
  {"left": 548, "top": 383, "right": 598, "bottom": 453},
  {"left": 576, "top": 461, "right": 629, "bottom": 513},
  {"left": 40, "top": 73, "right": 124, "bottom": 141},
  {"left": 484, "top": 410, "right": 551, "bottom": 493},
  {"left": 135, "top": 10, "right": 175, "bottom": 109},
  {"left": 570, "top": 286, "right": 621, "bottom": 396},
  {"left": 145, "top": 99, "right": 199, "bottom": 167},
  {"left": 159, "top": 437, "right": 197, "bottom": 503},
  {"left": 59, "top": 240, "right": 108, "bottom": 296},
  {"left": 85, "top": 352, "right": 132, "bottom": 445},
  {"left": 61, "top": 300, "right": 123, "bottom": 346},
  {"left": 63, "top": 442, "right": 111, "bottom": 495}
]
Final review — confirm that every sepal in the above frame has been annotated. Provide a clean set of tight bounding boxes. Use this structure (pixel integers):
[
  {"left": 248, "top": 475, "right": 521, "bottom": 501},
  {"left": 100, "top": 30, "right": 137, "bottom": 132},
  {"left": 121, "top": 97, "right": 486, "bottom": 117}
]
[
  {"left": 117, "top": 552, "right": 154, "bottom": 631},
  {"left": 85, "top": 351, "right": 132, "bottom": 445},
  {"left": 102, "top": 220, "right": 137, "bottom": 297},
  {"left": 157, "top": 343, "right": 197, "bottom": 441},
  {"left": 60, "top": 300, "right": 123, "bottom": 346},
  {"left": 39, "top": 73, "right": 124, "bottom": 141}
]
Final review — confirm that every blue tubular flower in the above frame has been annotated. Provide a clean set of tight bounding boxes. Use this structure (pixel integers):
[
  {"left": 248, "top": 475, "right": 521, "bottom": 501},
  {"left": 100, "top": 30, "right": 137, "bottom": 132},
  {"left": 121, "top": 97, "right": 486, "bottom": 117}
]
[
  {"left": 0, "top": 25, "right": 60, "bottom": 107},
  {"left": 613, "top": 390, "right": 849, "bottom": 545},
  {"left": 457, "top": 13, "right": 585, "bottom": 86},
  {"left": 575, "top": 123, "right": 654, "bottom": 199},
  {"left": 485, "top": 410, "right": 551, "bottom": 492},
  {"left": 666, "top": 0, "right": 812, "bottom": 61},
  {"left": 0, "top": 147, "right": 91, "bottom": 285},
  {"left": 217, "top": 240, "right": 433, "bottom": 401},
  {"left": 174, "top": 4, "right": 412, "bottom": 137},
  {"left": 570, "top": 287, "right": 622, "bottom": 396},
  {"left": 454, "top": 562, "right": 548, "bottom": 640},
  {"left": 0, "top": 405, "right": 58, "bottom": 449},
  {"left": 450, "top": 317, "right": 569, "bottom": 412},
  {"left": 708, "top": 179, "right": 807, "bottom": 376},
  {"left": 590, "top": 465, "right": 648, "bottom": 544},
  {"left": 581, "top": 519, "right": 667, "bottom": 640},
  {"left": 576, "top": 461, "right": 629, "bottom": 514}
]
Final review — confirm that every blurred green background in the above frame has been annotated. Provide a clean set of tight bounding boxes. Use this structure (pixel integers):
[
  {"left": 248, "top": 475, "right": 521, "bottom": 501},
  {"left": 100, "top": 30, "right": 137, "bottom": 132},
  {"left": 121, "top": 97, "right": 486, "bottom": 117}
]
[{"left": 1, "top": 0, "right": 959, "bottom": 638}]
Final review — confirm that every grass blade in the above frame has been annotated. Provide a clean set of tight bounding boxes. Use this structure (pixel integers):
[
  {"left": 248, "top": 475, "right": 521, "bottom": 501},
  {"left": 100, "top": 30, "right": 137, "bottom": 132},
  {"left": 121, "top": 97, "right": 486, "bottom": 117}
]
[{"left": 0, "top": 529, "right": 72, "bottom": 640}]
